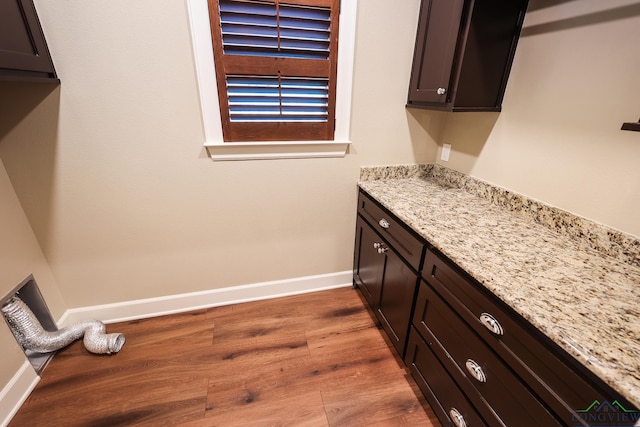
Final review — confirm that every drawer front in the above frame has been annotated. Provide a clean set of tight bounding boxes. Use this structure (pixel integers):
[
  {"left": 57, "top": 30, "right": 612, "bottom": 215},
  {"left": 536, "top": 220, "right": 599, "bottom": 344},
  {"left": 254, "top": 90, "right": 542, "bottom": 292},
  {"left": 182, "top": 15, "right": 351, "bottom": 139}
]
[
  {"left": 406, "top": 327, "right": 489, "bottom": 427},
  {"left": 413, "top": 280, "right": 562, "bottom": 427},
  {"left": 422, "top": 250, "right": 618, "bottom": 425},
  {"left": 357, "top": 190, "right": 425, "bottom": 271}
]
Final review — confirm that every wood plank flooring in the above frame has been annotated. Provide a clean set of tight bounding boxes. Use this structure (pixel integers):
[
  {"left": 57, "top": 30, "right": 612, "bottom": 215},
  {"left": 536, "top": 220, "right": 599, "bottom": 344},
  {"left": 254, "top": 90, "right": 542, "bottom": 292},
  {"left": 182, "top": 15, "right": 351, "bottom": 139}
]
[{"left": 9, "top": 287, "right": 441, "bottom": 427}]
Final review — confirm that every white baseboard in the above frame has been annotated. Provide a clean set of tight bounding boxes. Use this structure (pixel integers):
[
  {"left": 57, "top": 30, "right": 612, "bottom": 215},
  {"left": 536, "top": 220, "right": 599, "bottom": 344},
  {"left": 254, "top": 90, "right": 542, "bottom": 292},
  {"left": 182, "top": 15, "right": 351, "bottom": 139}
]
[
  {"left": 0, "top": 362, "right": 39, "bottom": 427},
  {"left": 60, "top": 270, "right": 353, "bottom": 325}
]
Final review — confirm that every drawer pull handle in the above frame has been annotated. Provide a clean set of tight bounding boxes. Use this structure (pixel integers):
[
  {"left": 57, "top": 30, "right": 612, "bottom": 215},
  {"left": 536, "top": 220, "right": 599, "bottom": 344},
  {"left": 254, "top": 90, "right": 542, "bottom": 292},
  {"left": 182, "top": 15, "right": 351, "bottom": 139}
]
[
  {"left": 377, "top": 247, "right": 388, "bottom": 254},
  {"left": 449, "top": 408, "right": 467, "bottom": 427},
  {"left": 480, "top": 312, "right": 504, "bottom": 336},
  {"left": 378, "top": 218, "right": 390, "bottom": 229},
  {"left": 373, "top": 242, "right": 382, "bottom": 249},
  {"left": 465, "top": 359, "right": 487, "bottom": 383}
]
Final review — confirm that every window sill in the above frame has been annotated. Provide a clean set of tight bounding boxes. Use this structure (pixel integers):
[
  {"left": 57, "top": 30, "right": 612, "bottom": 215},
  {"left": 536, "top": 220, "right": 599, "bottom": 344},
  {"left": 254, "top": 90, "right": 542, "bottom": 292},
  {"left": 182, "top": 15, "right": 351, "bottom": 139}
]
[{"left": 204, "top": 141, "right": 351, "bottom": 161}]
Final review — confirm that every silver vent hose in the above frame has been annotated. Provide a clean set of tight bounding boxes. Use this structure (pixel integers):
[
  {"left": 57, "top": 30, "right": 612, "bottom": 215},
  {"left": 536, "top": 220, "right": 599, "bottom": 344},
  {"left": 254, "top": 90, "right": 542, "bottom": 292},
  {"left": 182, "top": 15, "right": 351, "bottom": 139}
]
[{"left": 1, "top": 296, "right": 125, "bottom": 355}]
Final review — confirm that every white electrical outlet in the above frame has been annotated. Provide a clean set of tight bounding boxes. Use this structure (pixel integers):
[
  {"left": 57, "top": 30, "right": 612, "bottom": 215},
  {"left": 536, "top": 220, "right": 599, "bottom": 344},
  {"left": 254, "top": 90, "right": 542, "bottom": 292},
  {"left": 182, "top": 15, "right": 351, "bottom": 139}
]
[{"left": 441, "top": 144, "right": 451, "bottom": 162}]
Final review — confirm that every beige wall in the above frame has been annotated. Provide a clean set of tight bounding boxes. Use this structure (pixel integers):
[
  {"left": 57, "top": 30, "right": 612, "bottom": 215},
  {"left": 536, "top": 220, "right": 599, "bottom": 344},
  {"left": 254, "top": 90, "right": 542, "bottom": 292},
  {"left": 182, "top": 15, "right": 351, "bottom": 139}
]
[
  {"left": 0, "top": 0, "right": 438, "bottom": 310},
  {"left": 437, "top": 1, "right": 640, "bottom": 237},
  {"left": 0, "top": 157, "right": 65, "bottom": 391},
  {"left": 2, "top": 0, "right": 638, "bottom": 407}
]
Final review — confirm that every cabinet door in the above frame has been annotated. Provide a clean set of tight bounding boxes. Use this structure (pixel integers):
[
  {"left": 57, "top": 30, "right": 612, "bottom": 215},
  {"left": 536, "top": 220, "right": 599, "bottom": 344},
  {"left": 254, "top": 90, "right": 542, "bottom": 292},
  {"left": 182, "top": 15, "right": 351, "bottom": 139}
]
[
  {"left": 353, "top": 217, "right": 384, "bottom": 309},
  {"left": 376, "top": 246, "right": 419, "bottom": 357},
  {"left": 0, "top": 0, "right": 56, "bottom": 79},
  {"left": 407, "top": 0, "right": 464, "bottom": 104}
]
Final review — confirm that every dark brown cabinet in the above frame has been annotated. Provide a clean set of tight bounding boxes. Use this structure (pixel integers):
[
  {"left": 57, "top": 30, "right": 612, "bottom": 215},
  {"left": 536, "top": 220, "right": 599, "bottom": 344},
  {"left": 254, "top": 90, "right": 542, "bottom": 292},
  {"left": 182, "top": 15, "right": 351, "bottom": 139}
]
[
  {"left": 353, "top": 190, "right": 425, "bottom": 356},
  {"left": 375, "top": 242, "right": 418, "bottom": 355},
  {"left": 410, "top": 274, "right": 560, "bottom": 426},
  {"left": 406, "top": 329, "right": 488, "bottom": 427},
  {"left": 1, "top": 0, "right": 58, "bottom": 82},
  {"left": 407, "top": 0, "right": 528, "bottom": 111},
  {"left": 353, "top": 216, "right": 383, "bottom": 308},
  {"left": 352, "top": 189, "right": 639, "bottom": 427},
  {"left": 409, "top": 250, "right": 639, "bottom": 427}
]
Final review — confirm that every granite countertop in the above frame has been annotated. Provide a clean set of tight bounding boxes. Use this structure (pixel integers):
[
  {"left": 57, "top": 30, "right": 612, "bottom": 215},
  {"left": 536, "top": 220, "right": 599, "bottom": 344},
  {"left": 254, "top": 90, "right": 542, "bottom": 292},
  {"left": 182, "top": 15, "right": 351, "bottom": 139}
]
[{"left": 358, "top": 164, "right": 640, "bottom": 409}]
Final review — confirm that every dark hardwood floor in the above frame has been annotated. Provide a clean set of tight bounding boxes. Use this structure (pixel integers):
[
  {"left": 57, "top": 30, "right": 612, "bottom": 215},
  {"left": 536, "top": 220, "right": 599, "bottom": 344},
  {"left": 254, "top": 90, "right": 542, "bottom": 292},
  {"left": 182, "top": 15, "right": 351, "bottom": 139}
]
[{"left": 9, "top": 287, "right": 441, "bottom": 426}]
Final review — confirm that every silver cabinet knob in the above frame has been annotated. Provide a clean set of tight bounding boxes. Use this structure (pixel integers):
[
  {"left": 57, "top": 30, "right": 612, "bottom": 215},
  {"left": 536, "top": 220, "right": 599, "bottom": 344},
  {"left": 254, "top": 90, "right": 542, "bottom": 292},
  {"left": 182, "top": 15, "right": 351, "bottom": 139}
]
[
  {"left": 373, "top": 242, "right": 382, "bottom": 249},
  {"left": 377, "top": 247, "right": 388, "bottom": 254},
  {"left": 449, "top": 408, "right": 467, "bottom": 427},
  {"left": 479, "top": 312, "right": 504, "bottom": 336},
  {"left": 437, "top": 87, "right": 447, "bottom": 95},
  {"left": 378, "top": 218, "right": 390, "bottom": 229},
  {"left": 465, "top": 359, "right": 487, "bottom": 383}
]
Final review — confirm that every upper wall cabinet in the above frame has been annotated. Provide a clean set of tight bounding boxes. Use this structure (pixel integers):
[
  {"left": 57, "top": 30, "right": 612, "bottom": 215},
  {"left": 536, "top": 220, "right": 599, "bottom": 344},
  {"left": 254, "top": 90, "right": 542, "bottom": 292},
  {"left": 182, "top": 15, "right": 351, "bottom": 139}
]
[
  {"left": 0, "top": 0, "right": 58, "bottom": 82},
  {"left": 407, "top": 0, "right": 528, "bottom": 112}
]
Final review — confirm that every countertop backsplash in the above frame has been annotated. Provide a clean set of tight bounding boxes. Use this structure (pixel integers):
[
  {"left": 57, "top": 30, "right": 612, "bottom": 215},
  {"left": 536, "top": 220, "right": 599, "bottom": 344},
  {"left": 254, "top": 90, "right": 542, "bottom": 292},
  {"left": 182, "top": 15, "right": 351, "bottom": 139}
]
[{"left": 360, "top": 163, "right": 640, "bottom": 268}]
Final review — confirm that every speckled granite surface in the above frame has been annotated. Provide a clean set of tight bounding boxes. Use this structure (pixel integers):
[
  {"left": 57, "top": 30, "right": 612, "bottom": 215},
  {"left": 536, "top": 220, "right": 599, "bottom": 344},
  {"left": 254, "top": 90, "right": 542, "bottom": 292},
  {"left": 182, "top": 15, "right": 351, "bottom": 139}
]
[
  {"left": 362, "top": 164, "right": 640, "bottom": 267},
  {"left": 359, "top": 164, "right": 640, "bottom": 408}
]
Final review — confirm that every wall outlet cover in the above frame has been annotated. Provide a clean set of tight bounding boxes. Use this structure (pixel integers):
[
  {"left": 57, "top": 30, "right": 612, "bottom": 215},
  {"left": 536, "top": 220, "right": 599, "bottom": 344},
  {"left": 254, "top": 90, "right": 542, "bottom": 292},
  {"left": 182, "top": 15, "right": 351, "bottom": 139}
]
[{"left": 441, "top": 144, "right": 451, "bottom": 162}]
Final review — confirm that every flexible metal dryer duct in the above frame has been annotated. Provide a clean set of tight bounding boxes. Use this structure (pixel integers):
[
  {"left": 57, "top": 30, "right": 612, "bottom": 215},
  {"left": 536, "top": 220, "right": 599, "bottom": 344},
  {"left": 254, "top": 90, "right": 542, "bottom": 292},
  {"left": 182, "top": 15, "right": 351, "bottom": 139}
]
[{"left": 1, "top": 296, "right": 125, "bottom": 355}]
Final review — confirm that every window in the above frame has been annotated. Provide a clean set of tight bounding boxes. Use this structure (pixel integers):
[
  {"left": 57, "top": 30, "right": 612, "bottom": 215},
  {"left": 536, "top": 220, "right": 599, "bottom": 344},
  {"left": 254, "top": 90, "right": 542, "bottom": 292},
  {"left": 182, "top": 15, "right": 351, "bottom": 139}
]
[
  {"left": 187, "top": 0, "right": 355, "bottom": 160},
  {"left": 210, "top": 0, "right": 338, "bottom": 142}
]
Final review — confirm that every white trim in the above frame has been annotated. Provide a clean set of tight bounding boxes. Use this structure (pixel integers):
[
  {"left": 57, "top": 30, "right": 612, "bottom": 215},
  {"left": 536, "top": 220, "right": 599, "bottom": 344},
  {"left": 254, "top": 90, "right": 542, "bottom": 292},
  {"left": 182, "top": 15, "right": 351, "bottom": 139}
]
[
  {"left": 61, "top": 270, "right": 353, "bottom": 325},
  {"left": 334, "top": 0, "right": 357, "bottom": 142},
  {"left": 187, "top": 0, "right": 222, "bottom": 143},
  {"left": 0, "top": 362, "right": 39, "bottom": 427},
  {"left": 186, "top": 0, "right": 358, "bottom": 161},
  {"left": 205, "top": 140, "right": 350, "bottom": 160}
]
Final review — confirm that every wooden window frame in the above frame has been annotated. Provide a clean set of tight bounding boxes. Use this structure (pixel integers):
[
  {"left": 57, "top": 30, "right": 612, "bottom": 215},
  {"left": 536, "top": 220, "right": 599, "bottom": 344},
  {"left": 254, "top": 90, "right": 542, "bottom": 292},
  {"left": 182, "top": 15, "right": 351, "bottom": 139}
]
[
  {"left": 209, "top": 0, "right": 339, "bottom": 142},
  {"left": 187, "top": 0, "right": 355, "bottom": 160}
]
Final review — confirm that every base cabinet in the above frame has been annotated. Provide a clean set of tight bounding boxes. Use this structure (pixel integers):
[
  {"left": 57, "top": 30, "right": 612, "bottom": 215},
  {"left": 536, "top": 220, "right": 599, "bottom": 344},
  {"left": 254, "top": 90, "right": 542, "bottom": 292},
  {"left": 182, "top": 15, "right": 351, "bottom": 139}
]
[
  {"left": 353, "top": 188, "right": 639, "bottom": 427},
  {"left": 353, "top": 191, "right": 424, "bottom": 356},
  {"left": 409, "top": 250, "right": 639, "bottom": 427}
]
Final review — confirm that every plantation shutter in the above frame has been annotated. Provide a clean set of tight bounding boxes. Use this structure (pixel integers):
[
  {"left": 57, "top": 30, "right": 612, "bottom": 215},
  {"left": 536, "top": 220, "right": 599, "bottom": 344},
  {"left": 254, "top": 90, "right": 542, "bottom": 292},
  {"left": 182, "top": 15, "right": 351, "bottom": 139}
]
[{"left": 208, "top": 0, "right": 340, "bottom": 142}]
